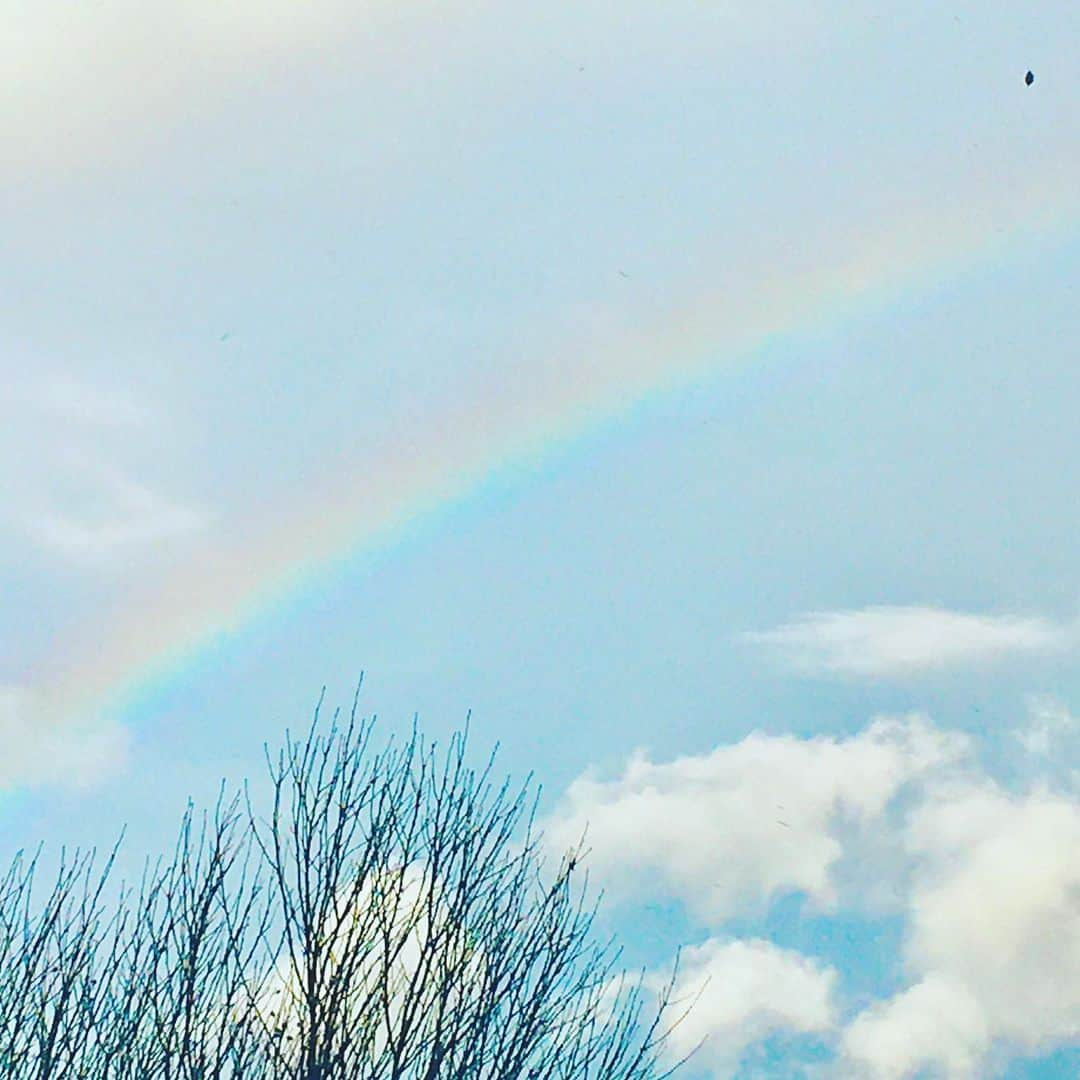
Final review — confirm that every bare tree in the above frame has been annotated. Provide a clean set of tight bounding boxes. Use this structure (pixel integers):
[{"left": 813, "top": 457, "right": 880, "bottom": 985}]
[
  {"left": 0, "top": 841, "right": 120, "bottom": 1078},
  {"left": 0, "top": 692, "right": 691, "bottom": 1079}
]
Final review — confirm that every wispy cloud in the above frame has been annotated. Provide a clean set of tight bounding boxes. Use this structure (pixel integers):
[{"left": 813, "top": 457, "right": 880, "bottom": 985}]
[
  {"left": 2, "top": 0, "right": 363, "bottom": 176},
  {"left": 3, "top": 374, "right": 208, "bottom": 565},
  {"left": 25, "top": 373, "right": 152, "bottom": 429},
  {"left": 743, "top": 606, "right": 1078, "bottom": 678},
  {"left": 0, "top": 686, "right": 129, "bottom": 792},
  {"left": 1013, "top": 694, "right": 1078, "bottom": 758},
  {"left": 22, "top": 458, "right": 209, "bottom": 563}
]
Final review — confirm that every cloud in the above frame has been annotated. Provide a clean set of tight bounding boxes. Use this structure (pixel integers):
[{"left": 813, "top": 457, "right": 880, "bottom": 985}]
[
  {"left": 1, "top": 375, "right": 208, "bottom": 564},
  {"left": 2, "top": 0, "right": 835, "bottom": 181},
  {"left": 2, "top": 0, "right": 365, "bottom": 176},
  {"left": 842, "top": 974, "right": 988, "bottom": 1080},
  {"left": 550, "top": 706, "right": 1080, "bottom": 1077},
  {"left": 22, "top": 458, "right": 209, "bottom": 562},
  {"left": 744, "top": 606, "right": 1077, "bottom": 678},
  {"left": 245, "top": 861, "right": 484, "bottom": 1061},
  {"left": 22, "top": 373, "right": 152, "bottom": 429},
  {"left": 655, "top": 938, "right": 836, "bottom": 1075},
  {"left": 843, "top": 780, "right": 1080, "bottom": 1078},
  {"left": 1014, "top": 694, "right": 1078, "bottom": 758},
  {"left": 0, "top": 686, "right": 129, "bottom": 792},
  {"left": 543, "top": 715, "right": 968, "bottom": 922}
]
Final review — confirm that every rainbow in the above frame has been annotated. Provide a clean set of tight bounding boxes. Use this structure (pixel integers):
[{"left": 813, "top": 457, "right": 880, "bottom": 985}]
[{"left": 30, "top": 163, "right": 1080, "bottom": 730}]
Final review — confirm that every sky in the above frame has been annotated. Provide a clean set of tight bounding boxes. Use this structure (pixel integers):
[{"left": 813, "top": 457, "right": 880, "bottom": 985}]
[{"left": 1, "top": 1, "right": 1078, "bottom": 1076}]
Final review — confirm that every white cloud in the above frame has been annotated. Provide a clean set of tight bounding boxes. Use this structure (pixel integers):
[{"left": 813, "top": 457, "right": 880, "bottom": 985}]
[
  {"left": 0, "top": 686, "right": 129, "bottom": 792},
  {"left": 544, "top": 715, "right": 968, "bottom": 922},
  {"left": 2, "top": 1, "right": 364, "bottom": 175},
  {"left": 842, "top": 780, "right": 1080, "bottom": 1078},
  {"left": 23, "top": 458, "right": 208, "bottom": 562},
  {"left": 1, "top": 0, "right": 832, "bottom": 180},
  {"left": 550, "top": 707, "right": 1080, "bottom": 1078},
  {"left": 656, "top": 937, "right": 836, "bottom": 1075},
  {"left": 843, "top": 974, "right": 988, "bottom": 1080},
  {"left": 744, "top": 606, "right": 1077, "bottom": 678},
  {"left": 1014, "top": 694, "right": 1078, "bottom": 758},
  {"left": 240, "top": 860, "right": 490, "bottom": 1069},
  {"left": 24, "top": 373, "right": 152, "bottom": 429},
  {"left": 2, "top": 373, "right": 207, "bottom": 564}
]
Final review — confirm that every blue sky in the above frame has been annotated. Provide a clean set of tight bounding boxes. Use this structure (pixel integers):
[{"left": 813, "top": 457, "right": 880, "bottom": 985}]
[{"left": 2, "top": 2, "right": 1078, "bottom": 1076}]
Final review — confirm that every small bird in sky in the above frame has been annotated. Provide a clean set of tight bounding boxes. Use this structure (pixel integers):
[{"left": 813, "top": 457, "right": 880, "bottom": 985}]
[{"left": 1025, "top": 70, "right": 1035, "bottom": 86}]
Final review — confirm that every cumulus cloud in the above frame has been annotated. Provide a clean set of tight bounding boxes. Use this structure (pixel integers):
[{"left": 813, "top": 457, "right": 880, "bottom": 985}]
[
  {"left": 544, "top": 715, "right": 968, "bottom": 922},
  {"left": 843, "top": 974, "right": 988, "bottom": 1080},
  {"left": 744, "top": 606, "right": 1077, "bottom": 678},
  {"left": 843, "top": 779, "right": 1080, "bottom": 1077},
  {"left": 655, "top": 937, "right": 836, "bottom": 1075},
  {"left": 0, "top": 686, "right": 129, "bottom": 792},
  {"left": 246, "top": 861, "right": 484, "bottom": 1060},
  {"left": 549, "top": 705, "right": 1080, "bottom": 1077}
]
